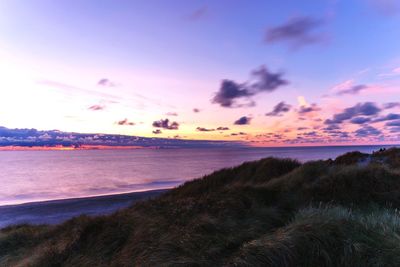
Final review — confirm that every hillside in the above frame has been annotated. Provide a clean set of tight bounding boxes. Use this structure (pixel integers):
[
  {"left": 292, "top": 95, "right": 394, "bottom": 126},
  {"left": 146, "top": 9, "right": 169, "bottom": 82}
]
[{"left": 1, "top": 147, "right": 400, "bottom": 266}]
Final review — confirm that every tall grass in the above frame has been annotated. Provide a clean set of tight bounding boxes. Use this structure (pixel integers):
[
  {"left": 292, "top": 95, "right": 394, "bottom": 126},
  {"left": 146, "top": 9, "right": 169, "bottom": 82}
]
[
  {"left": 1, "top": 148, "right": 400, "bottom": 266},
  {"left": 229, "top": 205, "right": 400, "bottom": 267}
]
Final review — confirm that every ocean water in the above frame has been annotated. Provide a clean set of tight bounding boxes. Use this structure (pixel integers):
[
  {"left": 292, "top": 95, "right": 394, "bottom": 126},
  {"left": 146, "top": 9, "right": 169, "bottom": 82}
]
[{"left": 0, "top": 145, "right": 395, "bottom": 206}]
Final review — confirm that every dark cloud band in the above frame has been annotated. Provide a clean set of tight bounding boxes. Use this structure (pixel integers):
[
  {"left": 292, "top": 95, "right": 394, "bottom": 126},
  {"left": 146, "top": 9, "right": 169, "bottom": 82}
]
[{"left": 212, "top": 66, "right": 288, "bottom": 108}]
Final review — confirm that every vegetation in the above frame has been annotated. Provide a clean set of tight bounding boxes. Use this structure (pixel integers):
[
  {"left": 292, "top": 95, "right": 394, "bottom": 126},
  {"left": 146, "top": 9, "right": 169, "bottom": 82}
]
[{"left": 1, "top": 147, "right": 400, "bottom": 266}]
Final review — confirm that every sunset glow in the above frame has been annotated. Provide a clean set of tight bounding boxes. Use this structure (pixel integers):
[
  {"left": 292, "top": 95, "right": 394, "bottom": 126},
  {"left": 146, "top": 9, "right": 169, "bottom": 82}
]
[{"left": 0, "top": 0, "right": 399, "bottom": 146}]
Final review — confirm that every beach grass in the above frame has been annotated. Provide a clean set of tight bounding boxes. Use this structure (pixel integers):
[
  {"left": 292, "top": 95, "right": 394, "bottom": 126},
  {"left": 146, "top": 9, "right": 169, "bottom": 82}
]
[{"left": 1, "top": 147, "right": 400, "bottom": 266}]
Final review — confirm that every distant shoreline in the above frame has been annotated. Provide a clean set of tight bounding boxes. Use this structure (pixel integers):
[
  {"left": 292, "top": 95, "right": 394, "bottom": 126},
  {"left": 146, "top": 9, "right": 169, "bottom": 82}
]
[
  {"left": 0, "top": 143, "right": 397, "bottom": 151},
  {"left": 0, "top": 145, "right": 153, "bottom": 151}
]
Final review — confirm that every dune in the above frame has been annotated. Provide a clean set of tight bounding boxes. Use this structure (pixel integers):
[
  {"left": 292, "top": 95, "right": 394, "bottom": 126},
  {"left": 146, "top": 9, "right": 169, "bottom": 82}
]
[{"left": 1, "top": 147, "right": 400, "bottom": 266}]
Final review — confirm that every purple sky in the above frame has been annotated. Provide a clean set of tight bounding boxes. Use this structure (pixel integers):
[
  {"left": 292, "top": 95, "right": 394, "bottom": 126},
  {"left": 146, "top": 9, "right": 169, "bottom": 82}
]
[{"left": 0, "top": 0, "right": 400, "bottom": 146}]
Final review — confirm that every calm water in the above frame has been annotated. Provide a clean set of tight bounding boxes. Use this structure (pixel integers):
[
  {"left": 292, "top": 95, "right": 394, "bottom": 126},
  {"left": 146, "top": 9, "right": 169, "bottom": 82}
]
[{"left": 0, "top": 145, "right": 396, "bottom": 206}]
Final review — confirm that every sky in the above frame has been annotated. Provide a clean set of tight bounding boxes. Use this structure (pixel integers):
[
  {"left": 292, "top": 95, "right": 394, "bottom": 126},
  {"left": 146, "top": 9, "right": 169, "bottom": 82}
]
[{"left": 0, "top": 0, "right": 400, "bottom": 146}]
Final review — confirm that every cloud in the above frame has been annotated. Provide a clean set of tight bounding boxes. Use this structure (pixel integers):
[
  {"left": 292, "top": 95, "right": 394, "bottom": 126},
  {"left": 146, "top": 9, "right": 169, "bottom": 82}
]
[
  {"left": 216, "top": 127, "right": 230, "bottom": 131},
  {"left": 212, "top": 80, "right": 253, "bottom": 107},
  {"left": 97, "top": 78, "right": 116, "bottom": 87},
  {"left": 152, "top": 129, "right": 162, "bottom": 134},
  {"left": 196, "top": 127, "right": 215, "bottom": 132},
  {"left": 354, "top": 125, "right": 382, "bottom": 137},
  {"left": 166, "top": 112, "right": 178, "bottom": 116},
  {"left": 212, "top": 66, "right": 288, "bottom": 108},
  {"left": 302, "top": 131, "right": 319, "bottom": 137},
  {"left": 250, "top": 66, "right": 289, "bottom": 92},
  {"left": 234, "top": 116, "right": 251, "bottom": 125},
  {"left": 379, "top": 67, "right": 400, "bottom": 77},
  {"left": 336, "top": 84, "right": 368, "bottom": 95},
  {"left": 193, "top": 108, "right": 200, "bottom": 113},
  {"left": 350, "top": 117, "right": 371, "bottom": 124},
  {"left": 117, "top": 119, "right": 135, "bottom": 126},
  {"left": 266, "top": 101, "right": 291, "bottom": 116},
  {"left": 326, "top": 130, "right": 350, "bottom": 139},
  {"left": 297, "top": 96, "right": 308, "bottom": 106},
  {"left": 388, "top": 126, "right": 400, "bottom": 133},
  {"left": 383, "top": 102, "right": 400, "bottom": 109},
  {"left": 386, "top": 120, "right": 400, "bottom": 127},
  {"left": 39, "top": 80, "right": 83, "bottom": 91},
  {"left": 186, "top": 6, "right": 208, "bottom": 20},
  {"left": 323, "top": 124, "right": 341, "bottom": 131},
  {"left": 231, "top": 132, "right": 247, "bottom": 136},
  {"left": 152, "top": 119, "right": 179, "bottom": 130},
  {"left": 372, "top": 113, "right": 400, "bottom": 122},
  {"left": 325, "top": 102, "right": 381, "bottom": 124},
  {"left": 265, "top": 16, "right": 324, "bottom": 49},
  {"left": 39, "top": 80, "right": 121, "bottom": 102},
  {"left": 298, "top": 103, "right": 320, "bottom": 114},
  {"left": 88, "top": 104, "right": 105, "bottom": 111}
]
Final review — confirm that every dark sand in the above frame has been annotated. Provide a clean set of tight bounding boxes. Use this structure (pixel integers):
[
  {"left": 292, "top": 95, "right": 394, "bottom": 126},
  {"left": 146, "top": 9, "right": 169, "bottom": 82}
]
[{"left": 0, "top": 189, "right": 167, "bottom": 228}]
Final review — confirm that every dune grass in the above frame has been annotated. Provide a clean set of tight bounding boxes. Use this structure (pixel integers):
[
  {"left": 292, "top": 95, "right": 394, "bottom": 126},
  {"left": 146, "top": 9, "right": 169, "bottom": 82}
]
[
  {"left": 228, "top": 205, "right": 400, "bottom": 267},
  {"left": 1, "top": 148, "right": 400, "bottom": 266}
]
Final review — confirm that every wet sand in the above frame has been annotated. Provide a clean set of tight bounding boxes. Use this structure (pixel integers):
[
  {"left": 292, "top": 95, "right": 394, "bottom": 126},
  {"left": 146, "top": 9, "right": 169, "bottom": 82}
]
[{"left": 0, "top": 189, "right": 167, "bottom": 228}]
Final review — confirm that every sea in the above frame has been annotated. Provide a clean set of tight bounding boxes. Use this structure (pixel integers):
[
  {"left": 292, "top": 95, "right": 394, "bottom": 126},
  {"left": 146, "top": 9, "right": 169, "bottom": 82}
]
[{"left": 0, "top": 145, "right": 396, "bottom": 206}]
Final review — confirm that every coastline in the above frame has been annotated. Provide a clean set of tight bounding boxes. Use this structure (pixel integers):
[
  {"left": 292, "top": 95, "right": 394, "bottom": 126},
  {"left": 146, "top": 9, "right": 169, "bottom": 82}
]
[
  {"left": 1, "top": 145, "right": 397, "bottom": 229},
  {"left": 0, "top": 189, "right": 168, "bottom": 228},
  {"left": 0, "top": 143, "right": 397, "bottom": 151}
]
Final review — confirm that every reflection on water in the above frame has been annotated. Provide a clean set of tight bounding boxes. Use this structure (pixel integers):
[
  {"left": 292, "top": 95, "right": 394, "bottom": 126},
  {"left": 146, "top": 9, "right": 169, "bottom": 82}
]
[{"left": 0, "top": 145, "right": 394, "bottom": 205}]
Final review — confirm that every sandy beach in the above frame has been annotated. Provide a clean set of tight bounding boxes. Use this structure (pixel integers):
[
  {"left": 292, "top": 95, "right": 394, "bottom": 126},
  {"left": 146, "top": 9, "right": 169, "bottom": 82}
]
[{"left": 0, "top": 189, "right": 167, "bottom": 228}]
